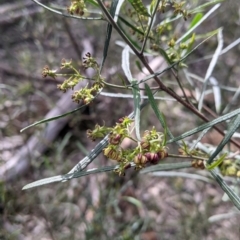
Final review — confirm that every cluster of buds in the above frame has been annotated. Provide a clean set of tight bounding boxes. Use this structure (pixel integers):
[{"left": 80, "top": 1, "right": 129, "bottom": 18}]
[
  {"left": 150, "top": 23, "right": 172, "bottom": 51},
  {"left": 82, "top": 52, "right": 99, "bottom": 70},
  {"left": 87, "top": 124, "right": 111, "bottom": 141},
  {"left": 71, "top": 87, "right": 93, "bottom": 104},
  {"left": 133, "top": 128, "right": 168, "bottom": 169},
  {"left": 158, "top": 1, "right": 191, "bottom": 20},
  {"left": 103, "top": 117, "right": 134, "bottom": 160},
  {"left": 191, "top": 159, "right": 205, "bottom": 169},
  {"left": 219, "top": 159, "right": 240, "bottom": 177},
  {"left": 134, "top": 149, "right": 168, "bottom": 168},
  {"left": 57, "top": 59, "right": 85, "bottom": 93},
  {"left": 157, "top": 0, "right": 168, "bottom": 13},
  {"left": 67, "top": 0, "right": 86, "bottom": 16},
  {"left": 156, "top": 23, "right": 172, "bottom": 36},
  {"left": 172, "top": 1, "right": 191, "bottom": 20},
  {"left": 166, "top": 33, "right": 194, "bottom": 66},
  {"left": 71, "top": 81, "right": 103, "bottom": 104},
  {"left": 150, "top": 22, "right": 194, "bottom": 67},
  {"left": 41, "top": 53, "right": 104, "bottom": 104},
  {"left": 87, "top": 119, "right": 168, "bottom": 175},
  {"left": 42, "top": 66, "right": 57, "bottom": 79},
  {"left": 57, "top": 76, "right": 82, "bottom": 93},
  {"left": 103, "top": 145, "right": 123, "bottom": 162}
]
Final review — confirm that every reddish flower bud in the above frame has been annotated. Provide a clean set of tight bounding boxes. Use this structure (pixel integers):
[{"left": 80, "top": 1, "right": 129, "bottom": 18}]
[
  {"left": 109, "top": 134, "right": 122, "bottom": 145},
  {"left": 124, "top": 163, "right": 131, "bottom": 170},
  {"left": 103, "top": 148, "right": 121, "bottom": 161},
  {"left": 144, "top": 152, "right": 159, "bottom": 164},
  {"left": 134, "top": 154, "right": 148, "bottom": 165}
]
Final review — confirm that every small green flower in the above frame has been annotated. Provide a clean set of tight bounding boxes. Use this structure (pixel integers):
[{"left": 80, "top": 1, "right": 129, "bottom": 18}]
[
  {"left": 87, "top": 124, "right": 111, "bottom": 141},
  {"left": 42, "top": 66, "right": 57, "bottom": 79},
  {"left": 67, "top": 0, "right": 86, "bottom": 16},
  {"left": 61, "top": 59, "right": 72, "bottom": 69}
]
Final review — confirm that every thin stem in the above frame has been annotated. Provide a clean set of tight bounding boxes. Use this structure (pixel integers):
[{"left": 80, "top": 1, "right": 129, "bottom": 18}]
[
  {"left": 168, "top": 154, "right": 208, "bottom": 161},
  {"left": 96, "top": 0, "right": 140, "bottom": 56},
  {"left": 170, "top": 68, "right": 191, "bottom": 104},
  {"left": 140, "top": 0, "right": 161, "bottom": 54}
]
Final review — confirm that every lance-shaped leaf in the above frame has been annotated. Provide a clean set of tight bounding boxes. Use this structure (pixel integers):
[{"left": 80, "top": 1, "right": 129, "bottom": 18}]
[
  {"left": 20, "top": 106, "right": 85, "bottom": 132},
  {"left": 100, "top": 0, "right": 119, "bottom": 69},
  {"left": 210, "top": 168, "right": 240, "bottom": 210},
  {"left": 207, "top": 114, "right": 240, "bottom": 165},
  {"left": 145, "top": 84, "right": 173, "bottom": 142},
  {"left": 128, "top": 0, "right": 150, "bottom": 17},
  {"left": 122, "top": 45, "right": 141, "bottom": 141},
  {"left": 22, "top": 165, "right": 116, "bottom": 190},
  {"left": 167, "top": 108, "right": 240, "bottom": 144}
]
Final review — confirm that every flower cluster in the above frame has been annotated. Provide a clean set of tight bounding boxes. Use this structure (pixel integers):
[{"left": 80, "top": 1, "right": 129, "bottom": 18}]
[
  {"left": 191, "top": 159, "right": 205, "bottom": 169},
  {"left": 87, "top": 119, "right": 168, "bottom": 175},
  {"left": 219, "top": 159, "right": 240, "bottom": 177},
  {"left": 67, "top": 0, "right": 86, "bottom": 16},
  {"left": 124, "top": 0, "right": 193, "bottom": 67},
  {"left": 158, "top": 1, "right": 191, "bottom": 20},
  {"left": 41, "top": 53, "right": 104, "bottom": 104},
  {"left": 42, "top": 66, "right": 57, "bottom": 79}
]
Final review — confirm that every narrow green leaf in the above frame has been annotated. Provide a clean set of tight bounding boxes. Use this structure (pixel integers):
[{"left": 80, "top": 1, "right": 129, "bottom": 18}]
[
  {"left": 135, "top": 60, "right": 143, "bottom": 73},
  {"left": 100, "top": 0, "right": 119, "bottom": 69},
  {"left": 20, "top": 106, "right": 85, "bottom": 132},
  {"left": 181, "top": 13, "right": 202, "bottom": 43},
  {"left": 132, "top": 81, "right": 141, "bottom": 141},
  {"left": 22, "top": 175, "right": 63, "bottom": 190},
  {"left": 207, "top": 114, "right": 240, "bottom": 165},
  {"left": 150, "top": 0, "right": 158, "bottom": 14},
  {"left": 206, "top": 153, "right": 227, "bottom": 170},
  {"left": 118, "top": 16, "right": 145, "bottom": 37},
  {"left": 167, "top": 108, "right": 240, "bottom": 144},
  {"left": 190, "top": 0, "right": 224, "bottom": 14},
  {"left": 122, "top": 45, "right": 141, "bottom": 141},
  {"left": 144, "top": 84, "right": 174, "bottom": 140},
  {"left": 158, "top": 47, "right": 173, "bottom": 65},
  {"left": 210, "top": 169, "right": 240, "bottom": 210},
  {"left": 22, "top": 165, "right": 116, "bottom": 190},
  {"left": 189, "top": 13, "right": 203, "bottom": 29},
  {"left": 128, "top": 0, "right": 150, "bottom": 17}
]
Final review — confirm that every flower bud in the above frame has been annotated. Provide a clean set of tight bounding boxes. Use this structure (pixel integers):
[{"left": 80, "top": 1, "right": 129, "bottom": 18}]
[
  {"left": 157, "top": 149, "right": 168, "bottom": 160},
  {"left": 109, "top": 134, "right": 122, "bottom": 145},
  {"left": 134, "top": 154, "right": 148, "bottom": 165},
  {"left": 144, "top": 152, "right": 159, "bottom": 164},
  {"left": 197, "top": 160, "right": 205, "bottom": 169},
  {"left": 140, "top": 141, "right": 150, "bottom": 150}
]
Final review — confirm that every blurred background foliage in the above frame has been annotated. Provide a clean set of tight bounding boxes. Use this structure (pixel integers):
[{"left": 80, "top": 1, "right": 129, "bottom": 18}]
[{"left": 0, "top": 0, "right": 240, "bottom": 239}]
